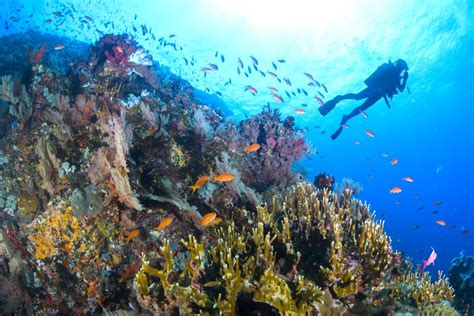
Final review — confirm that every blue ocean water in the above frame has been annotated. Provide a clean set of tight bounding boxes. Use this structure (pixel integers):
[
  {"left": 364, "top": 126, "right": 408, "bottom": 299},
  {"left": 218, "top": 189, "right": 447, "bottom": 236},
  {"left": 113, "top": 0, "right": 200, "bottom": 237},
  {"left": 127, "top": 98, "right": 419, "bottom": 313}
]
[{"left": 1, "top": 0, "right": 473, "bottom": 274}]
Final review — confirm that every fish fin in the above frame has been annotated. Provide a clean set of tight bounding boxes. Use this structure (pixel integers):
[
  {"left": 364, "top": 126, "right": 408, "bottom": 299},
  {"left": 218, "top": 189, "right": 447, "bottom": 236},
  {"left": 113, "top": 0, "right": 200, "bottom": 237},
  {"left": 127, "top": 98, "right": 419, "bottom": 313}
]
[
  {"left": 422, "top": 260, "right": 428, "bottom": 270},
  {"left": 188, "top": 186, "right": 197, "bottom": 193}
]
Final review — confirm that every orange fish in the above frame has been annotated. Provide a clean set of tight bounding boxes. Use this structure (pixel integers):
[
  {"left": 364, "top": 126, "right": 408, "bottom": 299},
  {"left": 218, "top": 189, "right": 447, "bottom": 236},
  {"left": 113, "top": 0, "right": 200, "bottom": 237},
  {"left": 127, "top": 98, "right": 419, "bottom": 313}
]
[
  {"left": 245, "top": 143, "right": 261, "bottom": 153},
  {"left": 389, "top": 187, "right": 402, "bottom": 194},
  {"left": 87, "top": 282, "right": 97, "bottom": 296},
  {"left": 272, "top": 94, "right": 283, "bottom": 102},
  {"left": 294, "top": 109, "right": 306, "bottom": 114},
  {"left": 156, "top": 217, "right": 173, "bottom": 231},
  {"left": 200, "top": 213, "right": 217, "bottom": 226},
  {"left": 213, "top": 173, "right": 235, "bottom": 182},
  {"left": 212, "top": 217, "right": 223, "bottom": 225},
  {"left": 390, "top": 158, "right": 399, "bottom": 166},
  {"left": 246, "top": 86, "right": 257, "bottom": 94},
  {"left": 189, "top": 175, "right": 209, "bottom": 193},
  {"left": 364, "top": 130, "right": 376, "bottom": 138},
  {"left": 127, "top": 229, "right": 140, "bottom": 241},
  {"left": 360, "top": 110, "right": 368, "bottom": 118},
  {"left": 402, "top": 176, "right": 414, "bottom": 183},
  {"left": 33, "top": 45, "right": 46, "bottom": 64},
  {"left": 54, "top": 45, "right": 65, "bottom": 50},
  {"left": 119, "top": 265, "right": 139, "bottom": 283},
  {"left": 436, "top": 220, "right": 446, "bottom": 226}
]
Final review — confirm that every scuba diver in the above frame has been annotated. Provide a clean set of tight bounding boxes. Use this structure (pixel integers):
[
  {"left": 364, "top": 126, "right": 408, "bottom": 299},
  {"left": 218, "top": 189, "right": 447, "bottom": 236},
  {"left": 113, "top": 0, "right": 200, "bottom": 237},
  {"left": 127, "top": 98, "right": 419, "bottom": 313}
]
[{"left": 318, "top": 59, "right": 409, "bottom": 140}]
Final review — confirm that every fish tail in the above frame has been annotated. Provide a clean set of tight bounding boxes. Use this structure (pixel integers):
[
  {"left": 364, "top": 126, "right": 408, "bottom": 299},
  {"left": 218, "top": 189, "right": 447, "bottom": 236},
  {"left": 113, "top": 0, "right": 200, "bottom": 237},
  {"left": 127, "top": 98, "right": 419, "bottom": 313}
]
[
  {"left": 189, "top": 185, "right": 197, "bottom": 193},
  {"left": 422, "top": 260, "right": 428, "bottom": 270}
]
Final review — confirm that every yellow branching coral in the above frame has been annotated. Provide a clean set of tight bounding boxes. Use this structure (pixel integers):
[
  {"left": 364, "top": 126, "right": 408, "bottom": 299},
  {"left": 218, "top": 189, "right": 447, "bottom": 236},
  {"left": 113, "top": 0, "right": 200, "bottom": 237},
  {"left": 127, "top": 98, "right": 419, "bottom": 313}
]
[
  {"left": 28, "top": 205, "right": 81, "bottom": 259},
  {"left": 392, "top": 270, "right": 455, "bottom": 306}
]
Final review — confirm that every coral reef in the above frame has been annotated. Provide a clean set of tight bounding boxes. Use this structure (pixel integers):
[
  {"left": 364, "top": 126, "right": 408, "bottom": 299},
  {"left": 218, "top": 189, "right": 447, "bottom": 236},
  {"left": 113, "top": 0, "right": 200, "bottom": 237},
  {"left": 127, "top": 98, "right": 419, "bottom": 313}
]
[
  {"left": 0, "top": 31, "right": 461, "bottom": 315},
  {"left": 448, "top": 255, "right": 474, "bottom": 315}
]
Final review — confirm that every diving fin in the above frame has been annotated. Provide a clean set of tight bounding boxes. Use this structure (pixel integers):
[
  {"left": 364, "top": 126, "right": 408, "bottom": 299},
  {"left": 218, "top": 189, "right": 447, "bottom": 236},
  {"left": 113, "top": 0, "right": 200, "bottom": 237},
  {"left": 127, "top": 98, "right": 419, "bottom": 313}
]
[
  {"left": 318, "top": 98, "right": 338, "bottom": 116},
  {"left": 331, "top": 126, "right": 344, "bottom": 140}
]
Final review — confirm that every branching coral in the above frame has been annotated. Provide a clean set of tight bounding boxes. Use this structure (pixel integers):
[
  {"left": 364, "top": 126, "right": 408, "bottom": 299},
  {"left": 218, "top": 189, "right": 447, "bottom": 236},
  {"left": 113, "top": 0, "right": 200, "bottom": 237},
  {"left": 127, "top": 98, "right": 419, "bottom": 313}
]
[{"left": 391, "top": 270, "right": 454, "bottom": 306}]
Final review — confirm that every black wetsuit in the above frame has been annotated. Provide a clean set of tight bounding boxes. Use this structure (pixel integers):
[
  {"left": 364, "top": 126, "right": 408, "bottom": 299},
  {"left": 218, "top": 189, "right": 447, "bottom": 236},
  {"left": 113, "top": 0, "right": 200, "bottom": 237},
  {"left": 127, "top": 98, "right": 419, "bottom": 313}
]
[{"left": 319, "top": 61, "right": 408, "bottom": 139}]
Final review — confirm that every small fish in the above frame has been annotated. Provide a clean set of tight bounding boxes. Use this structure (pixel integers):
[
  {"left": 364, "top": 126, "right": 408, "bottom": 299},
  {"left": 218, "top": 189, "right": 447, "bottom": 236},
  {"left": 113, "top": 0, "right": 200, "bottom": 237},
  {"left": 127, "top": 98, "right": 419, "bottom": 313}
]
[
  {"left": 250, "top": 55, "right": 258, "bottom": 65},
  {"left": 402, "top": 176, "right": 414, "bottom": 183},
  {"left": 436, "top": 220, "right": 446, "bottom": 226},
  {"left": 353, "top": 141, "right": 361, "bottom": 145},
  {"left": 247, "top": 66, "right": 252, "bottom": 74},
  {"left": 314, "top": 80, "right": 321, "bottom": 88},
  {"left": 267, "top": 71, "right": 278, "bottom": 78},
  {"left": 238, "top": 58, "right": 244, "bottom": 68},
  {"left": 33, "top": 45, "right": 46, "bottom": 64},
  {"left": 316, "top": 97, "right": 324, "bottom": 106},
  {"left": 303, "top": 72, "right": 314, "bottom": 81},
  {"left": 202, "top": 67, "right": 212, "bottom": 73},
  {"left": 302, "top": 89, "right": 308, "bottom": 96},
  {"left": 272, "top": 61, "right": 277, "bottom": 70},
  {"left": 417, "top": 206, "right": 425, "bottom": 211},
  {"left": 169, "top": 34, "right": 176, "bottom": 38},
  {"left": 277, "top": 59, "right": 286, "bottom": 63},
  {"left": 237, "top": 67, "right": 241, "bottom": 75},
  {"left": 297, "top": 88, "right": 301, "bottom": 94},
  {"left": 245, "top": 86, "right": 257, "bottom": 94},
  {"left": 220, "top": 54, "right": 225, "bottom": 63},
  {"left": 407, "top": 87, "right": 411, "bottom": 94},
  {"left": 54, "top": 45, "right": 65, "bottom": 50},
  {"left": 308, "top": 82, "right": 316, "bottom": 87},
  {"left": 317, "top": 91, "right": 325, "bottom": 99},
  {"left": 411, "top": 224, "right": 421, "bottom": 229},
  {"left": 422, "top": 247, "right": 437, "bottom": 271},
  {"left": 390, "top": 158, "right": 399, "bottom": 166},
  {"left": 283, "top": 78, "right": 292, "bottom": 86},
  {"left": 200, "top": 213, "right": 217, "bottom": 226},
  {"left": 301, "top": 103, "right": 308, "bottom": 107},
  {"left": 245, "top": 143, "right": 261, "bottom": 153},
  {"left": 294, "top": 109, "right": 306, "bottom": 114},
  {"left": 87, "top": 282, "right": 97, "bottom": 295},
  {"left": 433, "top": 200, "right": 442, "bottom": 206},
  {"left": 272, "top": 94, "right": 283, "bottom": 103},
  {"left": 189, "top": 176, "right": 209, "bottom": 193},
  {"left": 268, "top": 86, "right": 279, "bottom": 92},
  {"left": 359, "top": 110, "right": 368, "bottom": 118},
  {"left": 127, "top": 229, "right": 140, "bottom": 241},
  {"left": 285, "top": 91, "right": 291, "bottom": 98},
  {"left": 381, "top": 153, "right": 389, "bottom": 158},
  {"left": 390, "top": 187, "right": 402, "bottom": 194},
  {"left": 341, "top": 124, "right": 350, "bottom": 129},
  {"left": 364, "top": 130, "right": 376, "bottom": 138},
  {"left": 156, "top": 217, "right": 173, "bottom": 231},
  {"left": 214, "top": 51, "right": 218, "bottom": 57},
  {"left": 321, "top": 84, "right": 328, "bottom": 93},
  {"left": 209, "top": 63, "right": 218, "bottom": 70},
  {"left": 119, "top": 265, "right": 140, "bottom": 282},
  {"left": 213, "top": 173, "right": 235, "bottom": 182},
  {"left": 253, "top": 64, "right": 258, "bottom": 72}
]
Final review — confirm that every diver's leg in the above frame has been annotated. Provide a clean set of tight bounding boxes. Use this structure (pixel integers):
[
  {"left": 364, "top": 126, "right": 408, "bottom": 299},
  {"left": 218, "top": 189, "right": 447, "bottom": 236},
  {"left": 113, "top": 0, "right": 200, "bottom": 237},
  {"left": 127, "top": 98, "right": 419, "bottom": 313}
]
[
  {"left": 338, "top": 88, "right": 371, "bottom": 101},
  {"left": 319, "top": 88, "right": 370, "bottom": 116},
  {"left": 341, "top": 93, "right": 381, "bottom": 125}
]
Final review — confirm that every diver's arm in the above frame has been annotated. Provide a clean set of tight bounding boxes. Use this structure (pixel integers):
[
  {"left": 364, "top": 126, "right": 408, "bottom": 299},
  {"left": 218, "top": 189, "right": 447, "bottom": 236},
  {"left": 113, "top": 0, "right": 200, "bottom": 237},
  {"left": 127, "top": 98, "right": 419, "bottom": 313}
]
[{"left": 398, "top": 71, "right": 408, "bottom": 92}]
